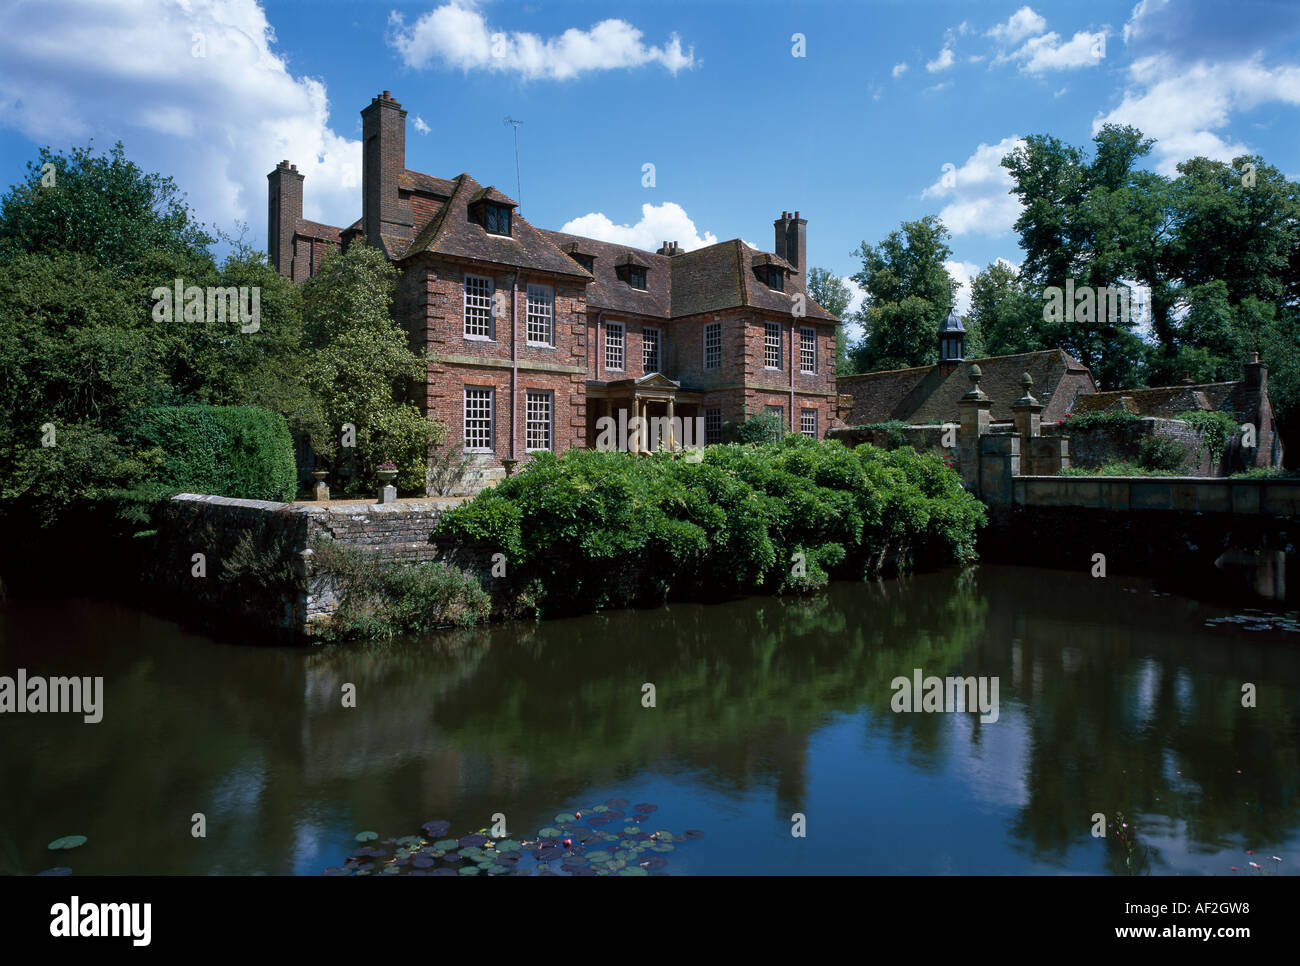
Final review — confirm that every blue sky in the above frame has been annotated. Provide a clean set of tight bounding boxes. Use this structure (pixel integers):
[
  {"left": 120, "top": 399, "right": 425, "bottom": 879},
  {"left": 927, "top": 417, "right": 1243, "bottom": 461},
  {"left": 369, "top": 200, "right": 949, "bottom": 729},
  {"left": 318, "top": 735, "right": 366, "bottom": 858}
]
[{"left": 1, "top": 0, "right": 1298, "bottom": 334}]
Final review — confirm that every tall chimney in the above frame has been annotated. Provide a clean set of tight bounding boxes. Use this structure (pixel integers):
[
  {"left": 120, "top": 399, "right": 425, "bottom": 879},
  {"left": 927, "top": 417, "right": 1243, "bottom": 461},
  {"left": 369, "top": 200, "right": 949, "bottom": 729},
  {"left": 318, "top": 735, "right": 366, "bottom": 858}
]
[
  {"left": 774, "top": 210, "right": 807, "bottom": 289},
  {"left": 267, "top": 159, "right": 304, "bottom": 279},
  {"left": 360, "top": 91, "right": 412, "bottom": 255},
  {"left": 1244, "top": 350, "right": 1268, "bottom": 390}
]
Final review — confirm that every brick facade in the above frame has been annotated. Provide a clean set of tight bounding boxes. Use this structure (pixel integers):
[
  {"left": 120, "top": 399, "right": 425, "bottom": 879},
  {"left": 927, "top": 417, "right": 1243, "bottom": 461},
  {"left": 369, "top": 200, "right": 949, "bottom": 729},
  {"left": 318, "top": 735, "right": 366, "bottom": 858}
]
[{"left": 269, "top": 92, "right": 843, "bottom": 489}]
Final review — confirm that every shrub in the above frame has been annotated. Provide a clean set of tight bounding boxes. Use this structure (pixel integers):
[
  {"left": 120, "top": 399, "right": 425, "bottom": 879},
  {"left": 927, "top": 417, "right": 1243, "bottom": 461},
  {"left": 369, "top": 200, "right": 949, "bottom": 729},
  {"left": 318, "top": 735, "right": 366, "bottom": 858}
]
[
  {"left": 433, "top": 437, "right": 986, "bottom": 617},
  {"left": 1136, "top": 434, "right": 1189, "bottom": 473},
  {"left": 854, "top": 420, "right": 911, "bottom": 449},
  {"left": 310, "top": 538, "right": 491, "bottom": 640},
  {"left": 1230, "top": 466, "right": 1299, "bottom": 480},
  {"left": 1063, "top": 409, "right": 1141, "bottom": 432},
  {"left": 120, "top": 405, "right": 296, "bottom": 502},
  {"left": 735, "top": 409, "right": 785, "bottom": 444},
  {"left": 1177, "top": 409, "right": 1238, "bottom": 464}
]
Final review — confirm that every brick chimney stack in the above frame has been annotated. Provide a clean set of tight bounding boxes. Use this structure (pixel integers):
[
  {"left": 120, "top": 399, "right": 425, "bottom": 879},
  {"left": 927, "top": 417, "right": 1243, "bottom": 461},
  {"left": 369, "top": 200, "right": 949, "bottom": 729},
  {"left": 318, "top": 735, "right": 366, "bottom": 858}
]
[
  {"left": 1244, "top": 350, "right": 1268, "bottom": 390},
  {"left": 361, "top": 91, "right": 412, "bottom": 255},
  {"left": 773, "top": 210, "right": 807, "bottom": 289},
  {"left": 267, "top": 159, "right": 304, "bottom": 278}
]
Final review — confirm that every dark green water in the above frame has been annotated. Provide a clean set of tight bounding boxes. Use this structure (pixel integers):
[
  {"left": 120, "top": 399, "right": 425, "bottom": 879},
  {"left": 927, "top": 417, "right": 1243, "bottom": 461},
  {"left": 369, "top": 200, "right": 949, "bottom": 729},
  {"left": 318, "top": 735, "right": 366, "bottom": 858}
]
[{"left": 1, "top": 563, "right": 1297, "bottom": 875}]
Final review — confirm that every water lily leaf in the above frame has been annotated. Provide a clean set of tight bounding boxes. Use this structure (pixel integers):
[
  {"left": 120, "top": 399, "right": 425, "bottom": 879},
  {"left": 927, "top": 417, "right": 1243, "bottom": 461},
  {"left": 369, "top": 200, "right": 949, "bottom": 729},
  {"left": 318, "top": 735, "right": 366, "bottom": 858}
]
[
  {"left": 458, "top": 866, "right": 480, "bottom": 875},
  {"left": 591, "top": 805, "right": 609, "bottom": 814},
  {"left": 584, "top": 850, "right": 611, "bottom": 863},
  {"left": 619, "top": 866, "right": 649, "bottom": 876},
  {"left": 535, "top": 846, "right": 562, "bottom": 862},
  {"left": 434, "top": 838, "right": 459, "bottom": 851},
  {"left": 554, "top": 813, "right": 577, "bottom": 824},
  {"left": 421, "top": 820, "right": 451, "bottom": 838},
  {"left": 354, "top": 831, "right": 378, "bottom": 843},
  {"left": 38, "top": 867, "right": 72, "bottom": 876},
  {"left": 641, "top": 855, "right": 669, "bottom": 870},
  {"left": 652, "top": 843, "right": 675, "bottom": 852},
  {"left": 606, "top": 798, "right": 630, "bottom": 809},
  {"left": 431, "top": 868, "right": 457, "bottom": 876},
  {"left": 47, "top": 836, "right": 87, "bottom": 851},
  {"left": 537, "top": 827, "right": 561, "bottom": 838},
  {"left": 586, "top": 815, "right": 611, "bottom": 826},
  {"left": 623, "top": 826, "right": 640, "bottom": 835},
  {"left": 494, "top": 839, "right": 521, "bottom": 852},
  {"left": 396, "top": 835, "right": 420, "bottom": 846},
  {"left": 459, "top": 834, "right": 487, "bottom": 848},
  {"left": 411, "top": 856, "right": 434, "bottom": 869},
  {"left": 633, "top": 803, "right": 658, "bottom": 814},
  {"left": 605, "top": 810, "right": 625, "bottom": 821}
]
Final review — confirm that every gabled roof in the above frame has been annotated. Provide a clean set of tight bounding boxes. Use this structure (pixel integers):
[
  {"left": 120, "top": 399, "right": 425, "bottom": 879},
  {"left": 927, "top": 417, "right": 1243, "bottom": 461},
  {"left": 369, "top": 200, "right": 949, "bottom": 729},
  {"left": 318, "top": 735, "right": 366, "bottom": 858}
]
[
  {"left": 402, "top": 174, "right": 590, "bottom": 278},
  {"left": 670, "top": 240, "right": 838, "bottom": 321},
  {"left": 839, "top": 349, "right": 1094, "bottom": 424},
  {"left": 399, "top": 170, "right": 457, "bottom": 196},
  {"left": 468, "top": 185, "right": 517, "bottom": 207}
]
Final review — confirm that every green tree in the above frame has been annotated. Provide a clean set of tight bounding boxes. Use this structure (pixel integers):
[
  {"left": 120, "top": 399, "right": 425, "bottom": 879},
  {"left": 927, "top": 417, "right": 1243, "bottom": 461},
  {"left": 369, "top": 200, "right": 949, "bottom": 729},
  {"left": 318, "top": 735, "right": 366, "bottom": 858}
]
[
  {"left": 850, "top": 216, "right": 956, "bottom": 372},
  {"left": 298, "top": 245, "right": 442, "bottom": 494},
  {"left": 968, "top": 261, "right": 1043, "bottom": 357},
  {"left": 807, "top": 266, "right": 853, "bottom": 374}
]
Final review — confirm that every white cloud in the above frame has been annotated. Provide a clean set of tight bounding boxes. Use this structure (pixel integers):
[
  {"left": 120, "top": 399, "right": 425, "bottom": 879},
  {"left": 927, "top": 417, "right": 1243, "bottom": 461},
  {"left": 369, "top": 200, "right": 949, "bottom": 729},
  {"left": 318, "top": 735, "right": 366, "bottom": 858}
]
[
  {"left": 1095, "top": 53, "right": 1300, "bottom": 174},
  {"left": 1008, "top": 30, "right": 1107, "bottom": 72},
  {"left": 389, "top": 2, "right": 695, "bottom": 80},
  {"left": 920, "top": 136, "right": 1025, "bottom": 237},
  {"left": 988, "top": 6, "right": 1047, "bottom": 45},
  {"left": 925, "top": 82, "right": 952, "bottom": 94},
  {"left": 560, "top": 202, "right": 718, "bottom": 252},
  {"left": 892, "top": 62, "right": 909, "bottom": 78},
  {"left": 0, "top": 0, "right": 361, "bottom": 245},
  {"left": 926, "top": 44, "right": 955, "bottom": 72},
  {"left": 413, "top": 115, "right": 431, "bottom": 135},
  {"left": 944, "top": 260, "right": 981, "bottom": 316}
]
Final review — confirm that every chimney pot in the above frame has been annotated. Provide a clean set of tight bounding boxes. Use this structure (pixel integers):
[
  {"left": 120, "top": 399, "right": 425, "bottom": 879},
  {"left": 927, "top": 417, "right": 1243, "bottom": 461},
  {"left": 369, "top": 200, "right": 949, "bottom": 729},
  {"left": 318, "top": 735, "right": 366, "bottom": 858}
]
[
  {"left": 290, "top": 164, "right": 297, "bottom": 171},
  {"left": 794, "top": 210, "right": 800, "bottom": 219},
  {"left": 383, "top": 90, "right": 390, "bottom": 99}
]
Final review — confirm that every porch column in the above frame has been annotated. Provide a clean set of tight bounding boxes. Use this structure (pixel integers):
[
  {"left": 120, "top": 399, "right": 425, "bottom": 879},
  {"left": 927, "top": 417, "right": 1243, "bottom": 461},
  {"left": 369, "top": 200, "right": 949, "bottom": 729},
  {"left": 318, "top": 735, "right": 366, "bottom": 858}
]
[
  {"left": 635, "top": 396, "right": 645, "bottom": 453},
  {"left": 666, "top": 397, "right": 676, "bottom": 451}
]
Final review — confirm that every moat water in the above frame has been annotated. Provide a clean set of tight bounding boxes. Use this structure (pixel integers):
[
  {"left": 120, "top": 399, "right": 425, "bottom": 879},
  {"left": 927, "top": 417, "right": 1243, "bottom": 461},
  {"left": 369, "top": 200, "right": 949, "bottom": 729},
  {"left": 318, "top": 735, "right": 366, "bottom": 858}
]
[{"left": 1, "top": 562, "right": 1297, "bottom": 875}]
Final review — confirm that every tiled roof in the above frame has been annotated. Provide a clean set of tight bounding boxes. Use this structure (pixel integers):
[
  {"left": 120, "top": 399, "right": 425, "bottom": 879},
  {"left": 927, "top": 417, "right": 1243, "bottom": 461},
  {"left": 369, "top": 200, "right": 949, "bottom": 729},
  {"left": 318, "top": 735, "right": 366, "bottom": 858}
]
[
  {"left": 1071, "top": 381, "right": 1259, "bottom": 421},
  {"left": 467, "top": 185, "right": 517, "bottom": 206},
  {"left": 296, "top": 219, "right": 341, "bottom": 242},
  {"left": 400, "top": 170, "right": 456, "bottom": 196},
  {"left": 402, "top": 173, "right": 591, "bottom": 278},
  {"left": 839, "top": 349, "right": 1093, "bottom": 424},
  {"left": 543, "top": 230, "right": 673, "bottom": 317}
]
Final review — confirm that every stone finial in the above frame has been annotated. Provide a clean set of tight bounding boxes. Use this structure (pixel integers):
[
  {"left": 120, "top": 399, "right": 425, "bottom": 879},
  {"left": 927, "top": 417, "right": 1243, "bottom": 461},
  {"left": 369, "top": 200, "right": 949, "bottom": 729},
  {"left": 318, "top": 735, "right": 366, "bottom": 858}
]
[
  {"left": 1014, "top": 371, "right": 1040, "bottom": 408},
  {"left": 962, "top": 363, "right": 988, "bottom": 401}
]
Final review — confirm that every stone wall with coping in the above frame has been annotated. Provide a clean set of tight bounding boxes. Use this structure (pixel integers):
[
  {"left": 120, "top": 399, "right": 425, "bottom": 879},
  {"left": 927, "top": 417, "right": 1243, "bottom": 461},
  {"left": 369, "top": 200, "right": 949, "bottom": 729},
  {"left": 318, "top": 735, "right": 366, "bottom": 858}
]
[{"left": 149, "top": 493, "right": 498, "bottom": 639}]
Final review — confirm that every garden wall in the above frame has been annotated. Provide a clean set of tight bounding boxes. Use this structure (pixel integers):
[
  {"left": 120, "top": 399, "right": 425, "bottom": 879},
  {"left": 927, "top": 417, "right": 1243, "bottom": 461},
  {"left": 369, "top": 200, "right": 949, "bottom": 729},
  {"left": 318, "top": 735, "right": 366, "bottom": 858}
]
[
  {"left": 146, "top": 494, "right": 497, "bottom": 639},
  {"left": 1047, "top": 417, "right": 1215, "bottom": 475}
]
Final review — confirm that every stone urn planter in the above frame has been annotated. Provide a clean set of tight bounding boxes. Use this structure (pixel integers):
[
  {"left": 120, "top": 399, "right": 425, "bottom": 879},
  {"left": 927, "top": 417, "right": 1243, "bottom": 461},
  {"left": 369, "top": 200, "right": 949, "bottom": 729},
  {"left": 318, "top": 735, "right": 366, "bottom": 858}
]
[
  {"left": 311, "top": 469, "right": 329, "bottom": 501},
  {"left": 376, "top": 463, "right": 398, "bottom": 504}
]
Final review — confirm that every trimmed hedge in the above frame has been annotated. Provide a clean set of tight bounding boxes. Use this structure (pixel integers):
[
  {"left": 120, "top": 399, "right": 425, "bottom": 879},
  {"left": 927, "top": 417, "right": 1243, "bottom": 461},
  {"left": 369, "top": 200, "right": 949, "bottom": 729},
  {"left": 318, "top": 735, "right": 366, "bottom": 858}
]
[{"left": 121, "top": 405, "right": 296, "bottom": 502}]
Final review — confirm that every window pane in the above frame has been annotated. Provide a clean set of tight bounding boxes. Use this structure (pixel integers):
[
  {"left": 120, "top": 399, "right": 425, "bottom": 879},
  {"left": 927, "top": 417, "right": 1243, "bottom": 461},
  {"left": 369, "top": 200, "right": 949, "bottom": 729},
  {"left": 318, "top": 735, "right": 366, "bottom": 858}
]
[
  {"left": 606, "top": 322, "right": 625, "bottom": 370},
  {"left": 643, "top": 327, "right": 660, "bottom": 372},
  {"left": 704, "top": 323, "right": 721, "bottom": 370},
  {"left": 705, "top": 408, "right": 722, "bottom": 445},
  {"left": 526, "top": 391, "right": 552, "bottom": 451},
  {"left": 464, "top": 388, "right": 493, "bottom": 452},
  {"left": 801, "top": 408, "right": 818, "bottom": 438},
  {"left": 464, "top": 275, "right": 493, "bottom": 338},
  {"left": 800, "top": 327, "right": 816, "bottom": 374},
  {"left": 526, "top": 284, "right": 553, "bottom": 344},
  {"left": 764, "top": 322, "right": 781, "bottom": 369}
]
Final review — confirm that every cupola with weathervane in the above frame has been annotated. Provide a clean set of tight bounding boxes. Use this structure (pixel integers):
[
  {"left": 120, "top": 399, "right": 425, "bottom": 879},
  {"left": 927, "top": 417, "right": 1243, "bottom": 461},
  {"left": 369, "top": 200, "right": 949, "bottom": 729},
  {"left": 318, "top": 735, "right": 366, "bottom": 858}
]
[{"left": 938, "top": 305, "right": 965, "bottom": 374}]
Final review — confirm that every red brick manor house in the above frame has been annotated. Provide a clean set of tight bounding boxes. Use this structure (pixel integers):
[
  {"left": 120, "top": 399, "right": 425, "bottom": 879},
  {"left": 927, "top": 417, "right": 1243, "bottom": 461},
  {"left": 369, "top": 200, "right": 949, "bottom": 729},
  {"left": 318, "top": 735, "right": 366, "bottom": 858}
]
[{"left": 268, "top": 92, "right": 841, "bottom": 480}]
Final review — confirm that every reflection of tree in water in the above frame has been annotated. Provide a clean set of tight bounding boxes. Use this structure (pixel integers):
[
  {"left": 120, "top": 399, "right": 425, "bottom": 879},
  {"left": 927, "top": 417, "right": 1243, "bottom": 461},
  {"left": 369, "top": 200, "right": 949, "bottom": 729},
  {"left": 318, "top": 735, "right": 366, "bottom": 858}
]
[
  {"left": 981, "top": 565, "right": 1300, "bottom": 866},
  {"left": 427, "top": 567, "right": 988, "bottom": 814}
]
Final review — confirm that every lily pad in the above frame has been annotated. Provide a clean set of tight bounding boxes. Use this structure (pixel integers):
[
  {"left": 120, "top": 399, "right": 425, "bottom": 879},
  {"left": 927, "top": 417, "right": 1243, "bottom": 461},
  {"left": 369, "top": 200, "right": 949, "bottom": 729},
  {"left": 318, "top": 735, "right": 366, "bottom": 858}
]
[
  {"left": 652, "top": 842, "right": 675, "bottom": 853},
  {"left": 38, "top": 867, "right": 72, "bottom": 876},
  {"left": 535, "top": 846, "right": 562, "bottom": 861},
  {"left": 458, "top": 866, "right": 480, "bottom": 875},
  {"left": 459, "top": 834, "right": 487, "bottom": 848},
  {"left": 640, "top": 855, "right": 669, "bottom": 870},
  {"left": 633, "top": 803, "right": 658, "bottom": 814},
  {"left": 494, "top": 839, "right": 521, "bottom": 852},
  {"left": 431, "top": 868, "right": 457, "bottom": 876},
  {"left": 591, "top": 805, "right": 610, "bottom": 814},
  {"left": 421, "top": 820, "right": 451, "bottom": 838},
  {"left": 555, "top": 813, "right": 577, "bottom": 824},
  {"left": 606, "top": 798, "right": 630, "bottom": 809},
  {"left": 584, "top": 850, "right": 611, "bottom": 863},
  {"left": 587, "top": 815, "right": 611, "bottom": 826},
  {"left": 354, "top": 831, "right": 379, "bottom": 843},
  {"left": 624, "top": 826, "right": 641, "bottom": 835},
  {"left": 410, "top": 856, "right": 434, "bottom": 869},
  {"left": 434, "top": 838, "right": 460, "bottom": 851},
  {"left": 537, "top": 827, "right": 562, "bottom": 839},
  {"left": 47, "top": 836, "right": 87, "bottom": 851},
  {"left": 619, "top": 866, "right": 649, "bottom": 876}
]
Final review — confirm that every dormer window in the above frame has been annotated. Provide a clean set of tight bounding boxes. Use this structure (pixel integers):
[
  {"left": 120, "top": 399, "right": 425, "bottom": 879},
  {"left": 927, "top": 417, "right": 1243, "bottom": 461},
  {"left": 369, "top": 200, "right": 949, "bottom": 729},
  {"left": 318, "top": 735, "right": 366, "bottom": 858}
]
[
  {"left": 467, "top": 187, "right": 516, "bottom": 236},
  {"left": 751, "top": 252, "right": 790, "bottom": 291},
  {"left": 617, "top": 265, "right": 647, "bottom": 290},
  {"left": 573, "top": 253, "right": 595, "bottom": 273},
  {"left": 614, "top": 252, "right": 650, "bottom": 290},
  {"left": 481, "top": 203, "right": 511, "bottom": 235}
]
